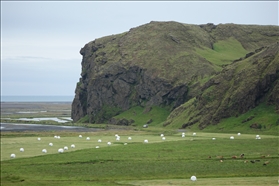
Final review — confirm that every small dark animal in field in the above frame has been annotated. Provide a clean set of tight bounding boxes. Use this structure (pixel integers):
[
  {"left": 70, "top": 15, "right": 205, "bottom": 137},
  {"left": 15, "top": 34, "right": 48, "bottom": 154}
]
[
  {"left": 208, "top": 156, "right": 211, "bottom": 159},
  {"left": 263, "top": 161, "right": 269, "bottom": 166},
  {"left": 232, "top": 156, "right": 237, "bottom": 159},
  {"left": 261, "top": 155, "right": 265, "bottom": 158},
  {"left": 240, "top": 154, "right": 244, "bottom": 158},
  {"left": 250, "top": 160, "right": 256, "bottom": 163}
]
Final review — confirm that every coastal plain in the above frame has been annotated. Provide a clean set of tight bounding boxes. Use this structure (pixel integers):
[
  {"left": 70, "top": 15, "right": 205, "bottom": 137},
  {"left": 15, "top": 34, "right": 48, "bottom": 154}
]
[{"left": 1, "top": 102, "right": 278, "bottom": 185}]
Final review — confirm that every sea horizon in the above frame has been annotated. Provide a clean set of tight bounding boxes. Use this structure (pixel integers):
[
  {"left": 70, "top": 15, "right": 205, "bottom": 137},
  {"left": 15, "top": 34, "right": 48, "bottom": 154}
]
[{"left": 1, "top": 95, "right": 74, "bottom": 102}]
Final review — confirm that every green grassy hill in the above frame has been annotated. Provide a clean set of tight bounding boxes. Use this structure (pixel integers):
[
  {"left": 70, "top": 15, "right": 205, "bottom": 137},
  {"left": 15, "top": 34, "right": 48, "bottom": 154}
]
[{"left": 72, "top": 21, "right": 279, "bottom": 133}]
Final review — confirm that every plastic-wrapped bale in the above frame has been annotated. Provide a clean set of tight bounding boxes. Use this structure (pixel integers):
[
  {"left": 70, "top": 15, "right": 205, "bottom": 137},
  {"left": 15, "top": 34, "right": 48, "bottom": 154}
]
[
  {"left": 190, "top": 175, "right": 197, "bottom": 181},
  {"left": 20, "top": 148, "right": 24, "bottom": 152},
  {"left": 58, "top": 148, "right": 64, "bottom": 153},
  {"left": 42, "top": 149, "right": 47, "bottom": 153},
  {"left": 10, "top": 154, "right": 16, "bottom": 158},
  {"left": 71, "top": 144, "right": 75, "bottom": 148}
]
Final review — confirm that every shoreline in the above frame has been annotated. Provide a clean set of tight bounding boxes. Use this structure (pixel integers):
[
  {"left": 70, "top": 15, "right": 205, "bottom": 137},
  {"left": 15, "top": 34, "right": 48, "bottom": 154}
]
[{"left": 0, "top": 123, "right": 102, "bottom": 132}]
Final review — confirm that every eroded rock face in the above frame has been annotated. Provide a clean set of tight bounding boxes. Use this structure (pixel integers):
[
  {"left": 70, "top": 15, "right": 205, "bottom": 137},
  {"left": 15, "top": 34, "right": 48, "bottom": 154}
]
[{"left": 72, "top": 59, "right": 188, "bottom": 123}]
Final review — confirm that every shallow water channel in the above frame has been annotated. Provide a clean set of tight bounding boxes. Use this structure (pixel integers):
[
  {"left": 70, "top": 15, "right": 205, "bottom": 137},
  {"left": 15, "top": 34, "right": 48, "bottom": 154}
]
[{"left": 0, "top": 123, "right": 101, "bottom": 132}]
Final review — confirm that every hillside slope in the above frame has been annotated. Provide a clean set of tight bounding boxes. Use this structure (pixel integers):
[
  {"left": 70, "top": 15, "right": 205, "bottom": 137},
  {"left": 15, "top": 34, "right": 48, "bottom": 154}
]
[
  {"left": 164, "top": 42, "right": 279, "bottom": 129},
  {"left": 71, "top": 21, "right": 278, "bottom": 128}
]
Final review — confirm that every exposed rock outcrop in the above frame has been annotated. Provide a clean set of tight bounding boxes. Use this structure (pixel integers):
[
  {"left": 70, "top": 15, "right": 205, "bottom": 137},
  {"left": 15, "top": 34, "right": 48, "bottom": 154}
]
[{"left": 72, "top": 21, "right": 279, "bottom": 126}]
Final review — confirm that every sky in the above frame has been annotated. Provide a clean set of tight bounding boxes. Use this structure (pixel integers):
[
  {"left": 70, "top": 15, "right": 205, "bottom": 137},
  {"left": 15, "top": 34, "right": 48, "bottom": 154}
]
[{"left": 1, "top": 1, "right": 278, "bottom": 96}]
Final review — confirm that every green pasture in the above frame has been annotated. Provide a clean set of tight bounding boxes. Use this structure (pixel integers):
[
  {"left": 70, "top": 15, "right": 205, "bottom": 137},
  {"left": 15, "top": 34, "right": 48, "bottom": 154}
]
[
  {"left": 1, "top": 130, "right": 278, "bottom": 185},
  {"left": 195, "top": 37, "right": 248, "bottom": 67}
]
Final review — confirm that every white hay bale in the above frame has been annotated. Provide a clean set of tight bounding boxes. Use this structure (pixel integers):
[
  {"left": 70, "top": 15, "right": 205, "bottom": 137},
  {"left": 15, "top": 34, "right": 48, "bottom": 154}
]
[
  {"left": 98, "top": 139, "right": 102, "bottom": 143},
  {"left": 64, "top": 146, "right": 68, "bottom": 150},
  {"left": 20, "top": 148, "right": 24, "bottom": 152},
  {"left": 42, "top": 149, "right": 47, "bottom": 153},
  {"left": 193, "top": 133, "right": 196, "bottom": 136},
  {"left": 71, "top": 144, "right": 75, "bottom": 148},
  {"left": 49, "top": 143, "right": 53, "bottom": 146},
  {"left": 38, "top": 137, "right": 41, "bottom": 141},
  {"left": 58, "top": 148, "right": 64, "bottom": 153},
  {"left": 160, "top": 134, "right": 164, "bottom": 137},
  {"left": 124, "top": 143, "right": 127, "bottom": 145},
  {"left": 107, "top": 142, "right": 111, "bottom": 146},
  {"left": 95, "top": 146, "right": 100, "bottom": 148},
  {"left": 86, "top": 137, "right": 90, "bottom": 140},
  {"left": 79, "top": 135, "right": 82, "bottom": 138},
  {"left": 144, "top": 139, "right": 148, "bottom": 143},
  {"left": 212, "top": 138, "right": 216, "bottom": 140},
  {"left": 128, "top": 137, "right": 132, "bottom": 140},
  {"left": 182, "top": 132, "right": 185, "bottom": 135},
  {"left": 54, "top": 135, "right": 58, "bottom": 138},
  {"left": 115, "top": 134, "right": 119, "bottom": 137},
  {"left": 57, "top": 136, "right": 60, "bottom": 139},
  {"left": 116, "top": 136, "right": 120, "bottom": 141},
  {"left": 10, "top": 154, "right": 16, "bottom": 158},
  {"left": 190, "top": 175, "right": 197, "bottom": 181},
  {"left": 230, "top": 136, "right": 234, "bottom": 140},
  {"left": 237, "top": 133, "right": 241, "bottom": 136},
  {"left": 182, "top": 134, "right": 185, "bottom": 138},
  {"left": 162, "top": 137, "right": 166, "bottom": 141}
]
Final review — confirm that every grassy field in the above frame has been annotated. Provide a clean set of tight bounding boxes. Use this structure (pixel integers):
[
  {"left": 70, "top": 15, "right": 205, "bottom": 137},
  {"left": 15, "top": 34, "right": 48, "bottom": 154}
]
[
  {"left": 1, "top": 102, "right": 278, "bottom": 185},
  {"left": 1, "top": 129, "right": 278, "bottom": 185}
]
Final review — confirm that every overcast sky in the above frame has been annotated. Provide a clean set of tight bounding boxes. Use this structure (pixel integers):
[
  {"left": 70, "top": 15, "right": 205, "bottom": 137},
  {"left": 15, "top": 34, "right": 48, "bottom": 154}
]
[{"left": 1, "top": 1, "right": 278, "bottom": 96}]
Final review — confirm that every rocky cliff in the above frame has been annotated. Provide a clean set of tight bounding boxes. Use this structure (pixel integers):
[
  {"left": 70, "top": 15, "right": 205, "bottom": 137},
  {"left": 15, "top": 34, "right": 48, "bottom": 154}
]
[{"left": 71, "top": 21, "right": 278, "bottom": 127}]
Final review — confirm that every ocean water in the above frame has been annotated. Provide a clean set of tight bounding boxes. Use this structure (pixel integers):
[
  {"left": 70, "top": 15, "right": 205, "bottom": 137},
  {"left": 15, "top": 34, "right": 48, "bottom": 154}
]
[{"left": 1, "top": 96, "right": 74, "bottom": 102}]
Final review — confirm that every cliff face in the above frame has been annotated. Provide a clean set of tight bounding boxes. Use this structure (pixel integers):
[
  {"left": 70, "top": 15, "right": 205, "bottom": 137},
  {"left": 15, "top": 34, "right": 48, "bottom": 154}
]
[
  {"left": 72, "top": 21, "right": 279, "bottom": 126},
  {"left": 72, "top": 63, "right": 188, "bottom": 123}
]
